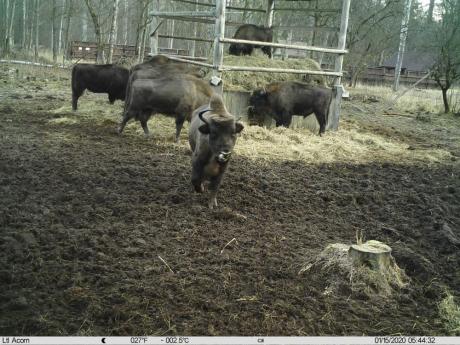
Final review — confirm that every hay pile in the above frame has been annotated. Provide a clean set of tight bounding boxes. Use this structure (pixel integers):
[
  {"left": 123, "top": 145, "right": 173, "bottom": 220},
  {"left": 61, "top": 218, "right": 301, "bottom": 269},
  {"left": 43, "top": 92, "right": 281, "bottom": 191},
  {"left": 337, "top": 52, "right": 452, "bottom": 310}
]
[
  {"left": 299, "top": 241, "right": 409, "bottom": 298},
  {"left": 215, "top": 55, "right": 326, "bottom": 92}
]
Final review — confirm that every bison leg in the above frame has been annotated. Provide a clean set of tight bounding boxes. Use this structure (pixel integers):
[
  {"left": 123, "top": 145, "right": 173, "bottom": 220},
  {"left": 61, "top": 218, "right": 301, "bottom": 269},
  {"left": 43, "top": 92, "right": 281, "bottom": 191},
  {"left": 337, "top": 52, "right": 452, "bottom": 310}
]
[
  {"left": 262, "top": 46, "right": 272, "bottom": 58},
  {"left": 208, "top": 170, "right": 226, "bottom": 209},
  {"left": 140, "top": 119, "right": 150, "bottom": 136},
  {"left": 174, "top": 115, "right": 186, "bottom": 143},
  {"left": 118, "top": 111, "right": 133, "bottom": 134},
  {"left": 281, "top": 113, "right": 293, "bottom": 128},
  {"left": 72, "top": 88, "right": 83, "bottom": 111},
  {"left": 314, "top": 111, "right": 326, "bottom": 136},
  {"left": 108, "top": 94, "right": 116, "bottom": 104},
  {"left": 191, "top": 159, "right": 205, "bottom": 194}
]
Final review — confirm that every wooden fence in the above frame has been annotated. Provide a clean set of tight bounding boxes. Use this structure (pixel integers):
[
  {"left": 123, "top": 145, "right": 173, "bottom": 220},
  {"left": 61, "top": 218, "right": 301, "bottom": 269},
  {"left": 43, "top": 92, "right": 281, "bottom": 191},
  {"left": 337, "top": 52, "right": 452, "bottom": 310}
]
[
  {"left": 361, "top": 67, "right": 438, "bottom": 87},
  {"left": 68, "top": 41, "right": 189, "bottom": 62}
]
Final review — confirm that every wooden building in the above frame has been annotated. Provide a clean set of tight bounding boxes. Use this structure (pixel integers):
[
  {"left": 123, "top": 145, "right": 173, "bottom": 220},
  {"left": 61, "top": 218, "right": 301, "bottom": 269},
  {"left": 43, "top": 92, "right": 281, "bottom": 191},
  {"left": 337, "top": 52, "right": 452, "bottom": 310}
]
[{"left": 361, "top": 51, "right": 437, "bottom": 87}]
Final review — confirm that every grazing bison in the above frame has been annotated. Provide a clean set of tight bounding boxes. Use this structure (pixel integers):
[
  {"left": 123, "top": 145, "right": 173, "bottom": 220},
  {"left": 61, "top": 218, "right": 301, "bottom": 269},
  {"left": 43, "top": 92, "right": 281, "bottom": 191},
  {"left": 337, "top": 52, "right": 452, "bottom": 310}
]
[
  {"left": 71, "top": 64, "right": 129, "bottom": 111},
  {"left": 189, "top": 94, "right": 244, "bottom": 209},
  {"left": 248, "top": 81, "right": 332, "bottom": 135},
  {"left": 229, "top": 24, "right": 273, "bottom": 58},
  {"left": 119, "top": 75, "right": 213, "bottom": 141}
]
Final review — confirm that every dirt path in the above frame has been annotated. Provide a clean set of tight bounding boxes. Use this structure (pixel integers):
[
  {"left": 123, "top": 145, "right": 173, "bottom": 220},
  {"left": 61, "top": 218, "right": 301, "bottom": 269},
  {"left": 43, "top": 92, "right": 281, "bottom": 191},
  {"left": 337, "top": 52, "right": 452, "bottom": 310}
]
[{"left": 0, "top": 65, "right": 459, "bottom": 335}]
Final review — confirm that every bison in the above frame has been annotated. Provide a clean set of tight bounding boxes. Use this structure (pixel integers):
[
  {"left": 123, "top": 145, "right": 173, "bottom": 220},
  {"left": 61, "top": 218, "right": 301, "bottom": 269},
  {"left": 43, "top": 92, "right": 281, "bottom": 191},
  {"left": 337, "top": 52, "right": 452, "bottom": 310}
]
[
  {"left": 123, "top": 55, "right": 207, "bottom": 126},
  {"left": 229, "top": 24, "right": 273, "bottom": 58},
  {"left": 248, "top": 81, "right": 332, "bottom": 135},
  {"left": 71, "top": 64, "right": 129, "bottom": 111},
  {"left": 131, "top": 54, "right": 204, "bottom": 77},
  {"left": 118, "top": 75, "right": 213, "bottom": 141},
  {"left": 189, "top": 94, "right": 244, "bottom": 209}
]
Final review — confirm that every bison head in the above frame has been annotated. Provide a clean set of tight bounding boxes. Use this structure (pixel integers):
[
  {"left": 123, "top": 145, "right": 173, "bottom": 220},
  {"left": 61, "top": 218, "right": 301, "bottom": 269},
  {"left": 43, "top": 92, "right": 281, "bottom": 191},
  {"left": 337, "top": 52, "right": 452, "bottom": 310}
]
[
  {"left": 248, "top": 89, "right": 273, "bottom": 118},
  {"left": 198, "top": 95, "right": 244, "bottom": 163}
]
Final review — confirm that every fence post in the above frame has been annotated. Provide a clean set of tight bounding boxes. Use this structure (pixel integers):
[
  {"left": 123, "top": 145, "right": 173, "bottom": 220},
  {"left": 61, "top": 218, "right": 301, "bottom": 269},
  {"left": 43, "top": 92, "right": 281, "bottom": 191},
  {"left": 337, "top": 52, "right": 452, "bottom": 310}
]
[
  {"left": 212, "top": 0, "right": 226, "bottom": 94},
  {"left": 328, "top": 0, "right": 350, "bottom": 130}
]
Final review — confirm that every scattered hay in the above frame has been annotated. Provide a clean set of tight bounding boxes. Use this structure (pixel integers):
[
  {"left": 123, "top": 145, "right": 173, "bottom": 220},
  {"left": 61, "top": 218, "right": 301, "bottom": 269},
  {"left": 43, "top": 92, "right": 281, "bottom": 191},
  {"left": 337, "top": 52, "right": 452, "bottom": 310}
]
[
  {"left": 299, "top": 241, "right": 409, "bottom": 298},
  {"left": 48, "top": 117, "right": 78, "bottom": 125},
  {"left": 438, "top": 292, "right": 460, "bottom": 335},
  {"left": 216, "top": 55, "right": 325, "bottom": 92},
  {"left": 236, "top": 123, "right": 453, "bottom": 165}
]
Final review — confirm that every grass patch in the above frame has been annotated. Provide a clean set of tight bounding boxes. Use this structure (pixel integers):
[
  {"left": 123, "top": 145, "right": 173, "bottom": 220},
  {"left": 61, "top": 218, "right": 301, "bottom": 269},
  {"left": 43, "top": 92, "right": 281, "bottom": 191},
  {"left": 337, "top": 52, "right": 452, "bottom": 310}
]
[{"left": 438, "top": 293, "right": 460, "bottom": 335}]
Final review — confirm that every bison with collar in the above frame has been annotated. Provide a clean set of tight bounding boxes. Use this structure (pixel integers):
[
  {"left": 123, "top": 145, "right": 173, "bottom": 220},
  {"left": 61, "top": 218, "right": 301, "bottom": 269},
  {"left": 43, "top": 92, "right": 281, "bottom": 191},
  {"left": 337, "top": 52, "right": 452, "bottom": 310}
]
[{"left": 189, "top": 94, "right": 244, "bottom": 209}]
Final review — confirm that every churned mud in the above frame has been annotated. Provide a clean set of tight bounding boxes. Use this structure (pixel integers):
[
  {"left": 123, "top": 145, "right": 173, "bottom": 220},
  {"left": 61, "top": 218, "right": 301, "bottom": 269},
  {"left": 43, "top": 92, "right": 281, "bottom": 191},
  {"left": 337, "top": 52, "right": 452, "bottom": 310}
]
[{"left": 0, "top": 65, "right": 459, "bottom": 335}]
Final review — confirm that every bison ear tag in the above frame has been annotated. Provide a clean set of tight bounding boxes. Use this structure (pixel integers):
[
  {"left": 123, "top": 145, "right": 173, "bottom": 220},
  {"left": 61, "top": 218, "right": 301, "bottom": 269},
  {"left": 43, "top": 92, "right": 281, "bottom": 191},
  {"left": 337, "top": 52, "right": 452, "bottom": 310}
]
[{"left": 210, "top": 76, "right": 222, "bottom": 86}]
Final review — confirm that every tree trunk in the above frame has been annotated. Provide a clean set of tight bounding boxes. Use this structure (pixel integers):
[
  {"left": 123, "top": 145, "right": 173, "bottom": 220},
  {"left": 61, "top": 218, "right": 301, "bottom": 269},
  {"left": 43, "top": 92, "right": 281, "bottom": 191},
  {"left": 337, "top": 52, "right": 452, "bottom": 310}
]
[
  {"left": 58, "top": 0, "right": 64, "bottom": 54},
  {"left": 52, "top": 0, "right": 58, "bottom": 63},
  {"left": 62, "top": 0, "right": 73, "bottom": 63},
  {"left": 21, "top": 0, "right": 26, "bottom": 49},
  {"left": 442, "top": 88, "right": 450, "bottom": 113},
  {"left": 189, "top": 0, "right": 197, "bottom": 57},
  {"left": 28, "top": 0, "right": 34, "bottom": 50},
  {"left": 2, "top": 0, "right": 10, "bottom": 55},
  {"left": 137, "top": 5, "right": 148, "bottom": 63},
  {"left": 393, "top": 0, "right": 412, "bottom": 91},
  {"left": 135, "top": 0, "right": 148, "bottom": 61},
  {"left": 149, "top": 0, "right": 159, "bottom": 55},
  {"left": 107, "top": 0, "right": 119, "bottom": 63},
  {"left": 84, "top": 0, "right": 103, "bottom": 63},
  {"left": 5, "top": 0, "right": 16, "bottom": 56},
  {"left": 123, "top": 0, "right": 128, "bottom": 45},
  {"left": 427, "top": 0, "right": 435, "bottom": 23},
  {"left": 82, "top": 7, "right": 88, "bottom": 41},
  {"left": 34, "top": 0, "right": 39, "bottom": 61}
]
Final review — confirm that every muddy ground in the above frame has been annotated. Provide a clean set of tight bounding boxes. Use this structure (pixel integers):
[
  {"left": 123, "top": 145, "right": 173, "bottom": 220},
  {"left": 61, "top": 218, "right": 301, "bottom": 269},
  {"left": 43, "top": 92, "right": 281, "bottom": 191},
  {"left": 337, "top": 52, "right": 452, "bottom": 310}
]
[{"left": 0, "top": 65, "right": 459, "bottom": 335}]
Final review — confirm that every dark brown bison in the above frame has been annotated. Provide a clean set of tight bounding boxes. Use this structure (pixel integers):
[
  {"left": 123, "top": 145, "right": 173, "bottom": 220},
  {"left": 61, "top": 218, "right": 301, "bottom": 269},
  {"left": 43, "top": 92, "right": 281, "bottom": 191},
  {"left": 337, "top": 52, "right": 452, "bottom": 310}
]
[
  {"left": 248, "top": 81, "right": 332, "bottom": 135},
  {"left": 71, "top": 64, "right": 129, "bottom": 111},
  {"left": 131, "top": 54, "right": 204, "bottom": 77},
  {"left": 123, "top": 55, "right": 207, "bottom": 123},
  {"left": 118, "top": 75, "right": 213, "bottom": 141},
  {"left": 229, "top": 24, "right": 273, "bottom": 58},
  {"left": 189, "top": 94, "right": 244, "bottom": 209}
]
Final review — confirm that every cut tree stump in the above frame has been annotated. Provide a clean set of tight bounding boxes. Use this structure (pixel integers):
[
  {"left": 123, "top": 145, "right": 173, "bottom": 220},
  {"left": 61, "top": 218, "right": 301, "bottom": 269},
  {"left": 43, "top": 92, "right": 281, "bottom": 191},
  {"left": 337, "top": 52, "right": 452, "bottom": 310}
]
[{"left": 349, "top": 240, "right": 392, "bottom": 272}]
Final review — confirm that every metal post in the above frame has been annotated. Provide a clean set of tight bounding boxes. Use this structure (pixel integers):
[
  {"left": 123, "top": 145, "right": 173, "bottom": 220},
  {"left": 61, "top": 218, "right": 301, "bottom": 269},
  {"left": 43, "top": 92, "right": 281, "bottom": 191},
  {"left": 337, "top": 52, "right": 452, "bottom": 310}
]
[
  {"left": 212, "top": 0, "right": 226, "bottom": 94},
  {"left": 266, "top": 0, "right": 274, "bottom": 27},
  {"left": 328, "top": 0, "right": 350, "bottom": 131}
]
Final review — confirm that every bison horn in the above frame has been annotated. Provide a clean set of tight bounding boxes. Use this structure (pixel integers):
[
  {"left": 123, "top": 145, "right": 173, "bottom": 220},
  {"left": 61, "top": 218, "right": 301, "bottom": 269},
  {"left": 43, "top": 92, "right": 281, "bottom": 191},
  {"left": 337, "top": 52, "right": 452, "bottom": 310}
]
[{"left": 198, "top": 109, "right": 210, "bottom": 125}]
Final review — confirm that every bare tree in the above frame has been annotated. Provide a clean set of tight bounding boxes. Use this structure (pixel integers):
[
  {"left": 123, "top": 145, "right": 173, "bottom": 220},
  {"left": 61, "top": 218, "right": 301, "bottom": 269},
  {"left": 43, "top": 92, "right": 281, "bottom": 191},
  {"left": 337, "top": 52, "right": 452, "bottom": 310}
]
[
  {"left": 136, "top": 0, "right": 149, "bottom": 62},
  {"left": 3, "top": 0, "right": 16, "bottom": 57},
  {"left": 58, "top": 0, "right": 65, "bottom": 54},
  {"left": 62, "top": 0, "right": 74, "bottom": 63},
  {"left": 393, "top": 0, "right": 413, "bottom": 91},
  {"left": 22, "top": 0, "right": 26, "bottom": 49},
  {"left": 431, "top": 0, "right": 460, "bottom": 113},
  {"left": 52, "top": 0, "right": 59, "bottom": 63},
  {"left": 427, "top": 0, "right": 435, "bottom": 22},
  {"left": 34, "top": 0, "right": 40, "bottom": 61},
  {"left": 107, "top": 0, "right": 120, "bottom": 63},
  {"left": 84, "top": 0, "right": 104, "bottom": 63},
  {"left": 123, "top": 0, "right": 128, "bottom": 45}
]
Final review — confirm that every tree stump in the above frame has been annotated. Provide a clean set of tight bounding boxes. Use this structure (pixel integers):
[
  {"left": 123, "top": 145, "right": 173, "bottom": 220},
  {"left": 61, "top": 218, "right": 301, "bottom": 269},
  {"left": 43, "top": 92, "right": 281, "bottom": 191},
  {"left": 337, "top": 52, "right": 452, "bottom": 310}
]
[{"left": 348, "top": 240, "right": 392, "bottom": 272}]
